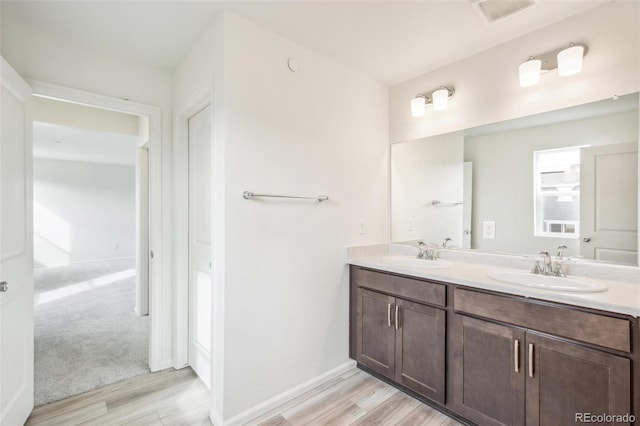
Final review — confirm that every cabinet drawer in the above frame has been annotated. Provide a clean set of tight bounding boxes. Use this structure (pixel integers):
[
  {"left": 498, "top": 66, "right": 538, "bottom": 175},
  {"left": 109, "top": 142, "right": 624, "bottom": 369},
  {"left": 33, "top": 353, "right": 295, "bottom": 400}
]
[
  {"left": 353, "top": 268, "right": 446, "bottom": 307},
  {"left": 454, "top": 288, "right": 631, "bottom": 352}
]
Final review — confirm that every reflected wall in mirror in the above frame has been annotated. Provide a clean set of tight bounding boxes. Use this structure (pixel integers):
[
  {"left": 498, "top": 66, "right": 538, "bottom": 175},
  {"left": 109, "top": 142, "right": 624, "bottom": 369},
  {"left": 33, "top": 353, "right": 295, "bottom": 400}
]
[{"left": 391, "top": 93, "right": 639, "bottom": 266}]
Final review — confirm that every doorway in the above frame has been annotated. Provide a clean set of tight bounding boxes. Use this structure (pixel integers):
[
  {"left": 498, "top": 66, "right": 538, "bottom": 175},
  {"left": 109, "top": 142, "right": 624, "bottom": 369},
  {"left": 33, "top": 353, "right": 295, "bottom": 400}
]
[
  {"left": 31, "top": 96, "right": 151, "bottom": 404},
  {"left": 26, "top": 80, "right": 165, "bottom": 406}
]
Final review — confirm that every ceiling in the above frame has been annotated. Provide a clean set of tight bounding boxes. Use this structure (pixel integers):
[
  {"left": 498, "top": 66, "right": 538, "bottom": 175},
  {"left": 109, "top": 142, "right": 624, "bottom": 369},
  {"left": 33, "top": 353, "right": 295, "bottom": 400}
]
[
  {"left": 34, "top": 122, "right": 138, "bottom": 166},
  {"left": 1, "top": 0, "right": 607, "bottom": 85}
]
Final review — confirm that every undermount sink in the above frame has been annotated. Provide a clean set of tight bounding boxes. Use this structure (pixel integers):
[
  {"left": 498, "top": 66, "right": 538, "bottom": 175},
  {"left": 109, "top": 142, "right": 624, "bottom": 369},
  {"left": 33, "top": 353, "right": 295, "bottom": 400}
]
[
  {"left": 488, "top": 270, "right": 608, "bottom": 293},
  {"left": 382, "top": 255, "right": 452, "bottom": 269}
]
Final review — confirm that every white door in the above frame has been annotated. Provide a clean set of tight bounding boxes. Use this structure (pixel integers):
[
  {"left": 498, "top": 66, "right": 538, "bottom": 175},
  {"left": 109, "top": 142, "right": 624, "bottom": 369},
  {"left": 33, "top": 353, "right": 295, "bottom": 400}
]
[
  {"left": 580, "top": 142, "right": 638, "bottom": 264},
  {"left": 0, "top": 57, "right": 34, "bottom": 425},
  {"left": 188, "top": 105, "right": 212, "bottom": 387}
]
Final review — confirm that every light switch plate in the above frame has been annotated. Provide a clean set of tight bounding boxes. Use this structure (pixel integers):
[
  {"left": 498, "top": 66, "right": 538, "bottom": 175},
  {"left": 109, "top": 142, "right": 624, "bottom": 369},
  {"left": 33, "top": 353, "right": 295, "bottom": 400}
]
[{"left": 483, "top": 221, "right": 496, "bottom": 239}]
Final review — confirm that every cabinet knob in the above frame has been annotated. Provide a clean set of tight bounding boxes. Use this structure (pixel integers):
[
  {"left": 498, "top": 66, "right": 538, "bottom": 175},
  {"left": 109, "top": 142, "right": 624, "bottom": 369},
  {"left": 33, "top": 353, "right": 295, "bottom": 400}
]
[
  {"left": 583, "top": 237, "right": 591, "bottom": 242},
  {"left": 0, "top": 281, "right": 7, "bottom": 292}
]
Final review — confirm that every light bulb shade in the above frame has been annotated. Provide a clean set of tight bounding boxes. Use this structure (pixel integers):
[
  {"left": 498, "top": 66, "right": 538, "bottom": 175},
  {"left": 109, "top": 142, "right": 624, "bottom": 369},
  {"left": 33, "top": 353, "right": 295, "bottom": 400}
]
[
  {"left": 411, "top": 96, "right": 426, "bottom": 117},
  {"left": 519, "top": 59, "right": 541, "bottom": 87},
  {"left": 557, "top": 45, "right": 584, "bottom": 77},
  {"left": 432, "top": 88, "right": 449, "bottom": 111}
]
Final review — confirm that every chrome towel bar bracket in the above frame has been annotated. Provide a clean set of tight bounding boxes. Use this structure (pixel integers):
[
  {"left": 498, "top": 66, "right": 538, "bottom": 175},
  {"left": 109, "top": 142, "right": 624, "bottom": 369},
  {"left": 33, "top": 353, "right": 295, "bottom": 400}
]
[{"left": 431, "top": 200, "right": 463, "bottom": 206}]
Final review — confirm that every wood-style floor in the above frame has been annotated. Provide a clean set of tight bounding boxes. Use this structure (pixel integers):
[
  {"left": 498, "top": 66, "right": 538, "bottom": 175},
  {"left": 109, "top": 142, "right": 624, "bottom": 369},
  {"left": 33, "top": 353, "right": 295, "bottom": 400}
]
[
  {"left": 26, "top": 368, "right": 211, "bottom": 426},
  {"left": 26, "top": 367, "right": 462, "bottom": 425},
  {"left": 248, "top": 368, "right": 461, "bottom": 426}
]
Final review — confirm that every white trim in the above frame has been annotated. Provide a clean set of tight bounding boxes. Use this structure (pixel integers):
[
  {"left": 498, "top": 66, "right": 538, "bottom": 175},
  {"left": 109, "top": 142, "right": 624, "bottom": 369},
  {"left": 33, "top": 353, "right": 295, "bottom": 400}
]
[
  {"left": 135, "top": 145, "right": 150, "bottom": 316},
  {"left": 224, "top": 361, "right": 357, "bottom": 426},
  {"left": 0, "top": 57, "right": 31, "bottom": 264},
  {"left": 29, "top": 79, "right": 165, "bottom": 372},
  {"left": 173, "top": 91, "right": 212, "bottom": 370},
  {"left": 210, "top": 410, "right": 224, "bottom": 426}
]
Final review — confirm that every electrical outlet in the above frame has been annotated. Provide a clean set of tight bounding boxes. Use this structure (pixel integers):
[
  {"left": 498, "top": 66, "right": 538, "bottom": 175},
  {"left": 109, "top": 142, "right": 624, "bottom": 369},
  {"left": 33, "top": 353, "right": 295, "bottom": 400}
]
[
  {"left": 483, "top": 221, "right": 496, "bottom": 239},
  {"left": 359, "top": 220, "right": 366, "bottom": 235},
  {"left": 408, "top": 217, "right": 414, "bottom": 231}
]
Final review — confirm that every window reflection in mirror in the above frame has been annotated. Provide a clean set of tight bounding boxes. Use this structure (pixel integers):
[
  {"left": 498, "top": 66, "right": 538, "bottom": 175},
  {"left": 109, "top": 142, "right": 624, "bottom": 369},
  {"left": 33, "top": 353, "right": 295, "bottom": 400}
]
[
  {"left": 534, "top": 146, "right": 583, "bottom": 239},
  {"left": 390, "top": 92, "right": 639, "bottom": 266}
]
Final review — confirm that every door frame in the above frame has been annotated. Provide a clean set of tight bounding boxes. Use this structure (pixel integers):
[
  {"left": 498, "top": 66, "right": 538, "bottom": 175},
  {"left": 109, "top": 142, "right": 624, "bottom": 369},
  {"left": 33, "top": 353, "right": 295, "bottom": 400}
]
[
  {"left": 29, "top": 80, "right": 164, "bottom": 371},
  {"left": 173, "top": 91, "right": 211, "bottom": 370},
  {"left": 135, "top": 142, "right": 150, "bottom": 316},
  {"left": 175, "top": 90, "right": 226, "bottom": 423}
]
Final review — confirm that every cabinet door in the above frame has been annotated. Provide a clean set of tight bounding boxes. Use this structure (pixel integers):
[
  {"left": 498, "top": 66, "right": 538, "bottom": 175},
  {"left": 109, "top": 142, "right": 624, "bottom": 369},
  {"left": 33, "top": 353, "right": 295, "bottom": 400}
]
[
  {"left": 356, "top": 288, "right": 396, "bottom": 379},
  {"left": 526, "top": 333, "right": 631, "bottom": 426},
  {"left": 451, "top": 315, "right": 525, "bottom": 426},
  {"left": 395, "top": 298, "right": 446, "bottom": 403}
]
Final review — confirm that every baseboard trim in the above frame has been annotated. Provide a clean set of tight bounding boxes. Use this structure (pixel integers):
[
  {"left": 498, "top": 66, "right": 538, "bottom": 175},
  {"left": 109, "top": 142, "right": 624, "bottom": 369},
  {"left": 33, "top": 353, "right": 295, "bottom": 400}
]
[
  {"left": 150, "top": 359, "right": 174, "bottom": 373},
  {"left": 210, "top": 409, "right": 223, "bottom": 426},
  {"left": 224, "top": 360, "right": 357, "bottom": 426}
]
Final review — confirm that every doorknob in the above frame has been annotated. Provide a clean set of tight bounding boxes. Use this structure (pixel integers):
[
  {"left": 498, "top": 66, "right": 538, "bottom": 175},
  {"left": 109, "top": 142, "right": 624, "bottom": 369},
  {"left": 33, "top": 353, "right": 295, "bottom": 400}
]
[
  {"left": 0, "top": 281, "right": 8, "bottom": 292},
  {"left": 583, "top": 237, "right": 591, "bottom": 242}
]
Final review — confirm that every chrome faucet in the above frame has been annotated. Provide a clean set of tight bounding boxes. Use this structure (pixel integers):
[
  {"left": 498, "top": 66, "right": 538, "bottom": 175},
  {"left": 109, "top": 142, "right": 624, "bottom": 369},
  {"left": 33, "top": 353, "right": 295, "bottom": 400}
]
[
  {"left": 426, "top": 246, "right": 437, "bottom": 260},
  {"left": 532, "top": 250, "right": 566, "bottom": 277},
  {"left": 531, "top": 260, "right": 543, "bottom": 275},
  {"left": 417, "top": 241, "right": 427, "bottom": 259},
  {"left": 538, "top": 251, "right": 554, "bottom": 275},
  {"left": 417, "top": 241, "right": 437, "bottom": 260},
  {"left": 442, "top": 238, "right": 453, "bottom": 248},
  {"left": 556, "top": 245, "right": 568, "bottom": 258},
  {"left": 553, "top": 261, "right": 566, "bottom": 277}
]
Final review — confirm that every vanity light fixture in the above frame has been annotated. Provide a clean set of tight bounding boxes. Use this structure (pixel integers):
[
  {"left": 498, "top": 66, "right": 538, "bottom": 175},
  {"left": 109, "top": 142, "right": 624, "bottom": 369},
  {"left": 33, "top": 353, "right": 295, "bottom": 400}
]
[
  {"left": 411, "top": 86, "right": 455, "bottom": 117},
  {"left": 518, "top": 42, "right": 588, "bottom": 87},
  {"left": 519, "top": 57, "right": 541, "bottom": 87},
  {"left": 557, "top": 43, "right": 585, "bottom": 76}
]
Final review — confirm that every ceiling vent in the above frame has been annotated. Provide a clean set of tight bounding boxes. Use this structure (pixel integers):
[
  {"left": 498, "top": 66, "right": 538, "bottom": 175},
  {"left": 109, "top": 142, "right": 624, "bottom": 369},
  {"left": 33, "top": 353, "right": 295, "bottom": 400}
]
[{"left": 471, "top": 0, "right": 535, "bottom": 23}]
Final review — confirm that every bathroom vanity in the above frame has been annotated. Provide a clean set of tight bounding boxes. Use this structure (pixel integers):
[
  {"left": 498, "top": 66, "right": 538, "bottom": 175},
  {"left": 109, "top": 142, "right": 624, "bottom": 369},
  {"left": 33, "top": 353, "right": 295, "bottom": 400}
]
[{"left": 348, "top": 250, "right": 639, "bottom": 426}]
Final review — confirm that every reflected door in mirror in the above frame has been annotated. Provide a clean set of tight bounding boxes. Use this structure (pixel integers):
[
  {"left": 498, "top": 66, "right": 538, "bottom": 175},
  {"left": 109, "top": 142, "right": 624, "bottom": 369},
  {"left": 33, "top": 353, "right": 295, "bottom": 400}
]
[{"left": 580, "top": 142, "right": 638, "bottom": 265}]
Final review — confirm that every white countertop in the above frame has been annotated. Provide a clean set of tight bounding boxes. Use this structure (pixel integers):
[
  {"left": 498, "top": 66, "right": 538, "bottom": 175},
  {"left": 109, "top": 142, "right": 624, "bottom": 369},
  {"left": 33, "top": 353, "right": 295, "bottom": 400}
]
[{"left": 347, "top": 246, "right": 640, "bottom": 317}]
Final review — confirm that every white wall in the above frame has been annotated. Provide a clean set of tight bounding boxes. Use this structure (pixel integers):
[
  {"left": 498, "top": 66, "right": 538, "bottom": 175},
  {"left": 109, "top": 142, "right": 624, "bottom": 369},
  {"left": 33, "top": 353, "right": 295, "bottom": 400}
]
[
  {"left": 465, "top": 109, "right": 638, "bottom": 256},
  {"left": 174, "top": 11, "right": 389, "bottom": 423},
  {"left": 33, "top": 158, "right": 135, "bottom": 267},
  {"left": 34, "top": 97, "right": 139, "bottom": 136},
  {"left": 1, "top": 15, "right": 175, "bottom": 368},
  {"left": 389, "top": 2, "right": 640, "bottom": 143},
  {"left": 391, "top": 131, "right": 464, "bottom": 245}
]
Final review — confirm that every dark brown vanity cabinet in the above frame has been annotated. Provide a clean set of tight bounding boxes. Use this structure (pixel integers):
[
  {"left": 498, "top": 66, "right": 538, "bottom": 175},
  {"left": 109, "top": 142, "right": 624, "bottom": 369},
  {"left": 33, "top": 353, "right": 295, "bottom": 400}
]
[
  {"left": 525, "top": 332, "right": 630, "bottom": 426},
  {"left": 452, "top": 288, "right": 632, "bottom": 426},
  {"left": 351, "top": 267, "right": 446, "bottom": 404},
  {"left": 451, "top": 315, "right": 525, "bottom": 425},
  {"left": 350, "top": 266, "right": 636, "bottom": 426}
]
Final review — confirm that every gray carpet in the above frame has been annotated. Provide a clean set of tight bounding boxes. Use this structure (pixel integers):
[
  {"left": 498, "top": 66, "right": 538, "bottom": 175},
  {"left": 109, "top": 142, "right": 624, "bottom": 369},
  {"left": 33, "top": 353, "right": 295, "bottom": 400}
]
[{"left": 34, "top": 259, "right": 149, "bottom": 406}]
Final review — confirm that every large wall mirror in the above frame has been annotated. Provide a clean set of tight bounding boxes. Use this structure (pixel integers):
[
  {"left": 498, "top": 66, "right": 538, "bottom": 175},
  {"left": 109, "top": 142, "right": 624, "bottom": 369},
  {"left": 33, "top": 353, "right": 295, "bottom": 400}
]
[{"left": 391, "top": 93, "right": 639, "bottom": 266}]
